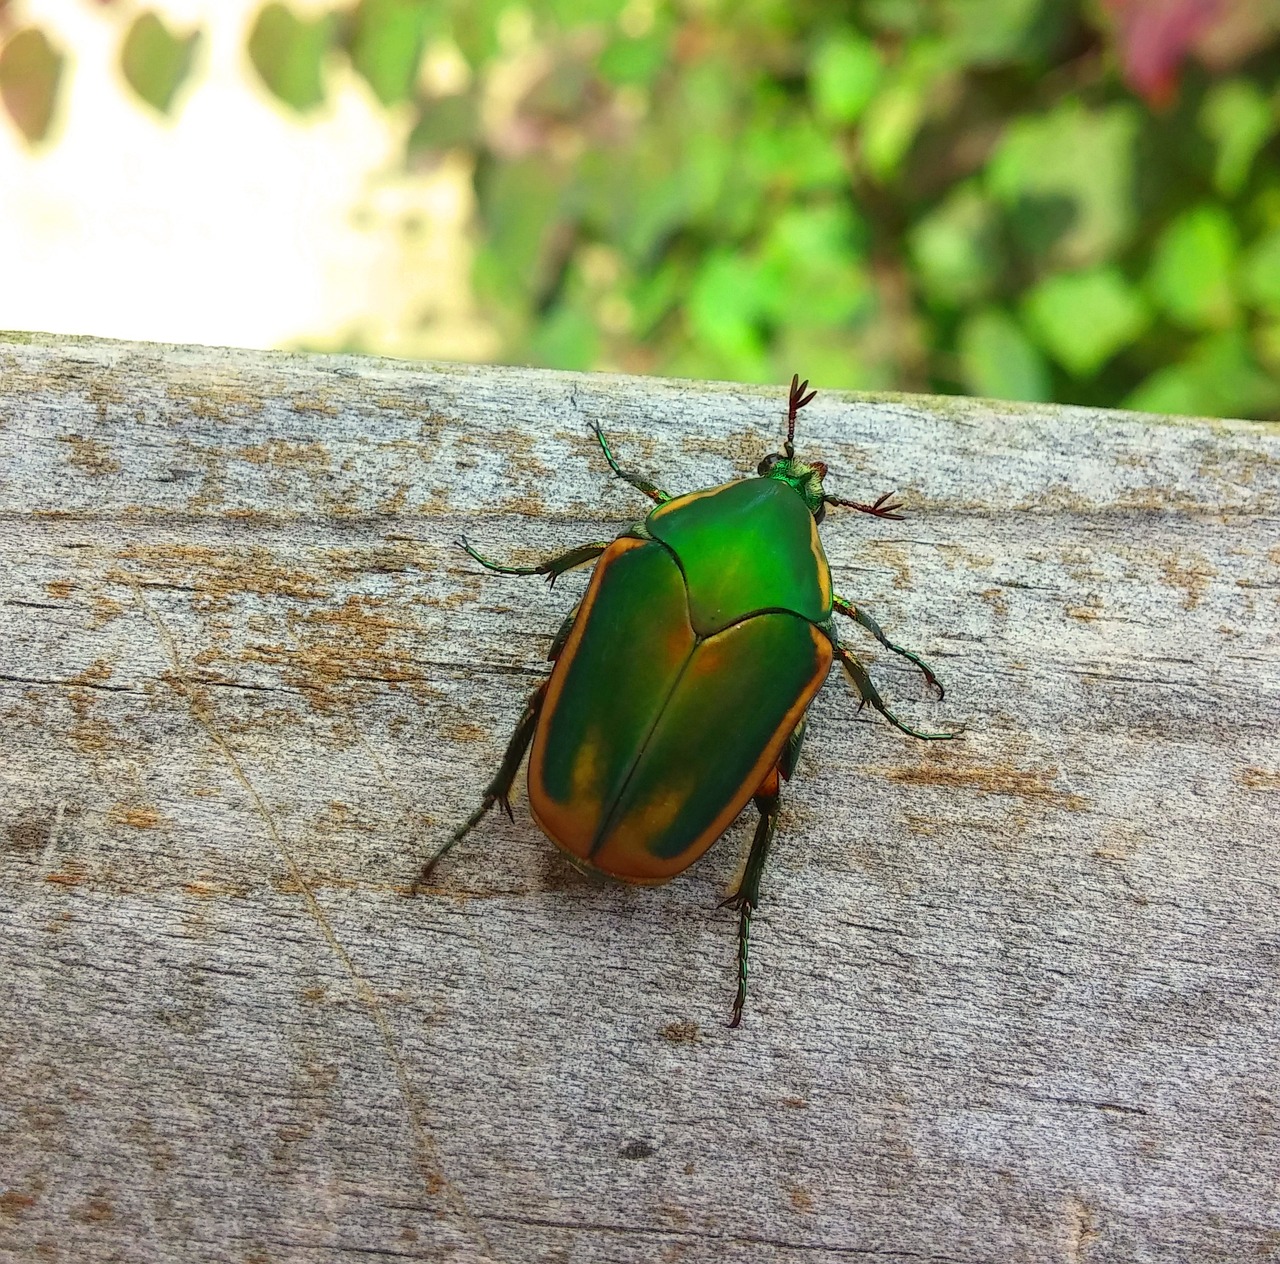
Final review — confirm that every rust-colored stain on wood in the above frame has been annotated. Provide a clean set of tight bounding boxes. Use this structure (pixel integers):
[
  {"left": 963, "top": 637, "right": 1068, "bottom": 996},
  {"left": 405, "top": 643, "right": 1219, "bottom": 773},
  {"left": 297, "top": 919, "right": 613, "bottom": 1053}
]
[
  {"left": 241, "top": 595, "right": 433, "bottom": 711},
  {"left": 884, "top": 757, "right": 1089, "bottom": 810},
  {"left": 69, "top": 1198, "right": 113, "bottom": 1224},
  {"left": 44, "top": 864, "right": 87, "bottom": 886},
  {"left": 183, "top": 879, "right": 252, "bottom": 899},
  {"left": 237, "top": 438, "right": 333, "bottom": 470},
  {"left": 658, "top": 1020, "right": 699, "bottom": 1043},
  {"left": 862, "top": 539, "right": 913, "bottom": 590},
  {"left": 0, "top": 1189, "right": 37, "bottom": 1220},
  {"left": 68, "top": 690, "right": 115, "bottom": 754},
  {"left": 58, "top": 435, "right": 121, "bottom": 477},
  {"left": 1160, "top": 551, "right": 1217, "bottom": 609},
  {"left": 111, "top": 805, "right": 163, "bottom": 829},
  {"left": 113, "top": 545, "right": 332, "bottom": 608},
  {"left": 1238, "top": 767, "right": 1280, "bottom": 790},
  {"left": 71, "top": 660, "right": 114, "bottom": 687}
]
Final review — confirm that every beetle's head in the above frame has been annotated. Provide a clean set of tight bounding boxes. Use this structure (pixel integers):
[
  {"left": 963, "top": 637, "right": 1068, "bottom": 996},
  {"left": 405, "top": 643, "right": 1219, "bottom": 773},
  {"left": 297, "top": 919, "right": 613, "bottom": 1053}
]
[
  {"left": 758, "top": 375, "right": 906, "bottom": 524},
  {"left": 756, "top": 449, "right": 830, "bottom": 520}
]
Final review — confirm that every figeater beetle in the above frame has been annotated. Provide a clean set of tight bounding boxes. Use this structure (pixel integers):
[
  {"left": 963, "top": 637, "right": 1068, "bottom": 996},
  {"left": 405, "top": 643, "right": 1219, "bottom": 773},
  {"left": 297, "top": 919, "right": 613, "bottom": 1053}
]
[{"left": 416, "top": 376, "right": 959, "bottom": 1026}]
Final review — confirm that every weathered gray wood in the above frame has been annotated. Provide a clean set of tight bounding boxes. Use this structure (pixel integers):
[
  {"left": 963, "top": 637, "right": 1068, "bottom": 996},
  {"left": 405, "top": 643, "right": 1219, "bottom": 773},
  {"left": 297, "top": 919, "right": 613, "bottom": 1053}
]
[{"left": 1, "top": 331, "right": 1278, "bottom": 1264}]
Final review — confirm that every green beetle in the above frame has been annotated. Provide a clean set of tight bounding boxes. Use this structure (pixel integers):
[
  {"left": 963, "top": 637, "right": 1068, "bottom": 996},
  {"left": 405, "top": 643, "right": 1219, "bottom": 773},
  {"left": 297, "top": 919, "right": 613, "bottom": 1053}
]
[{"left": 416, "top": 376, "right": 959, "bottom": 1025}]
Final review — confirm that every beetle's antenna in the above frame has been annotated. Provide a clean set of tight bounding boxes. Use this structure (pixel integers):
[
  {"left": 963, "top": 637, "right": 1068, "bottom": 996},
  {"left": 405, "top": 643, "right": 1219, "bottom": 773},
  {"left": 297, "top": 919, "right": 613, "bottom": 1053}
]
[
  {"left": 786, "top": 373, "right": 815, "bottom": 459},
  {"left": 824, "top": 490, "right": 906, "bottom": 520}
]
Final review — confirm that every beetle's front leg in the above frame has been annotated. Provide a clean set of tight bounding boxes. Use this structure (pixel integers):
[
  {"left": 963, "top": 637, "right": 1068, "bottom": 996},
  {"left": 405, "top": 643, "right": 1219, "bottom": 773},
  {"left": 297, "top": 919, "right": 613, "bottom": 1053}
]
[
  {"left": 719, "top": 769, "right": 784, "bottom": 1029},
  {"left": 592, "top": 425, "right": 672, "bottom": 504},
  {"left": 833, "top": 594, "right": 944, "bottom": 698},
  {"left": 835, "top": 641, "right": 962, "bottom": 741},
  {"left": 458, "top": 537, "right": 609, "bottom": 588},
  {"left": 411, "top": 680, "right": 547, "bottom": 893}
]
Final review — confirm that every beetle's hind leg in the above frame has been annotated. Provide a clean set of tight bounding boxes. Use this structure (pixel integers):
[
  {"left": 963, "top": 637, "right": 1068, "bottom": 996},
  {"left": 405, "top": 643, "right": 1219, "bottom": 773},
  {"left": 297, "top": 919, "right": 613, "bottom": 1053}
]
[
  {"left": 592, "top": 425, "right": 672, "bottom": 504},
  {"left": 458, "top": 537, "right": 609, "bottom": 588},
  {"left": 836, "top": 641, "right": 962, "bottom": 741},
  {"left": 833, "top": 594, "right": 944, "bottom": 698},
  {"left": 411, "top": 680, "right": 546, "bottom": 892},
  {"left": 720, "top": 770, "right": 784, "bottom": 1028}
]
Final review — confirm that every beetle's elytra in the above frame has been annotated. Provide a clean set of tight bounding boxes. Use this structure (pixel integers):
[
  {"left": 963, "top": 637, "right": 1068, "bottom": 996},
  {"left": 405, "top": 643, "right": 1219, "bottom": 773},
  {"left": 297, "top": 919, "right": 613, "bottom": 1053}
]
[{"left": 416, "top": 376, "right": 960, "bottom": 1026}]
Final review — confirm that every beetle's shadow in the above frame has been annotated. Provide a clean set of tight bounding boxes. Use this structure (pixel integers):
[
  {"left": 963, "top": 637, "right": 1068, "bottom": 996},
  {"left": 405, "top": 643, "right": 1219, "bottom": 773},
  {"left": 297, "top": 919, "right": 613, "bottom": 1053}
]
[{"left": 535, "top": 844, "right": 611, "bottom": 893}]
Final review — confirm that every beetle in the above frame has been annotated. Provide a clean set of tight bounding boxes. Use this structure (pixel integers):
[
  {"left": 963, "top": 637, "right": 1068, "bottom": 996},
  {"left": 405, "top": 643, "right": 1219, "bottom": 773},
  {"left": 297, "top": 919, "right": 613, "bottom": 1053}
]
[{"left": 415, "top": 375, "right": 959, "bottom": 1026}]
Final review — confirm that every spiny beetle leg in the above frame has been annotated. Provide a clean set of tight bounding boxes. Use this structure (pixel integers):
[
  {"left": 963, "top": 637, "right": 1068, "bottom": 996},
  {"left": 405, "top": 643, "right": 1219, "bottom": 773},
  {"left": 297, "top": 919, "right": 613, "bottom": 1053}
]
[
  {"left": 458, "top": 535, "right": 608, "bottom": 587},
  {"left": 833, "top": 595, "right": 945, "bottom": 699},
  {"left": 592, "top": 424, "right": 671, "bottom": 504},
  {"left": 836, "top": 642, "right": 962, "bottom": 741},
  {"left": 411, "top": 681, "right": 546, "bottom": 893},
  {"left": 719, "top": 780, "right": 782, "bottom": 1029}
]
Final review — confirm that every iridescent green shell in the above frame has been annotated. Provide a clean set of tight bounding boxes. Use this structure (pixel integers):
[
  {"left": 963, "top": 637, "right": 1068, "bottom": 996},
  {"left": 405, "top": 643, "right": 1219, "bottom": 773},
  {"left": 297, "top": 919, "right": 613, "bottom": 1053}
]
[{"left": 528, "top": 479, "right": 834, "bottom": 883}]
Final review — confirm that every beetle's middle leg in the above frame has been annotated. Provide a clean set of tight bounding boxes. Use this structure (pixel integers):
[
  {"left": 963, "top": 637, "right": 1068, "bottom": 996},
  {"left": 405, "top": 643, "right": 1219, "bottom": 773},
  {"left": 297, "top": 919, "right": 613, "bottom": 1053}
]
[
  {"left": 458, "top": 537, "right": 609, "bottom": 588},
  {"left": 835, "top": 641, "right": 962, "bottom": 741},
  {"left": 833, "top": 594, "right": 945, "bottom": 698},
  {"left": 592, "top": 425, "right": 672, "bottom": 504}
]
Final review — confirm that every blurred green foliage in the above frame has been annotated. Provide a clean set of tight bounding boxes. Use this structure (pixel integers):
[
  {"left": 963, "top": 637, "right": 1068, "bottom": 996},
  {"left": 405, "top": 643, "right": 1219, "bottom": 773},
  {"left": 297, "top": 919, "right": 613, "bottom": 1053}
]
[{"left": 5, "top": 0, "right": 1280, "bottom": 418}]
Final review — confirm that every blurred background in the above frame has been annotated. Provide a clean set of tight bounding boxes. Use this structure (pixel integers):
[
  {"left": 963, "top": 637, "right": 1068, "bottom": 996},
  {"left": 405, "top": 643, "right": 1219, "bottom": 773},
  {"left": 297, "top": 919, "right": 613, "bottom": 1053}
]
[{"left": 3, "top": 0, "right": 1280, "bottom": 417}]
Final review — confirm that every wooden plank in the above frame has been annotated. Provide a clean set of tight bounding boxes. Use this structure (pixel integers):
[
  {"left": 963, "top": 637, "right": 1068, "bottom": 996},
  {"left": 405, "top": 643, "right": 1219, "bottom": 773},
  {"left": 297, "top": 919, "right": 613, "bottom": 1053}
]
[{"left": 1, "top": 331, "right": 1278, "bottom": 1264}]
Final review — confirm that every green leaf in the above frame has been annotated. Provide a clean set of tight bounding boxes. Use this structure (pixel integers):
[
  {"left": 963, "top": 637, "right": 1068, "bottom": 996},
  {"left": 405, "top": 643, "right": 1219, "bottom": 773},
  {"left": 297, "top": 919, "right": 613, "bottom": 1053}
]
[
  {"left": 939, "top": 0, "right": 1050, "bottom": 66},
  {"left": 987, "top": 100, "right": 1140, "bottom": 266},
  {"left": 687, "top": 251, "right": 770, "bottom": 363},
  {"left": 0, "top": 26, "right": 64, "bottom": 145},
  {"left": 909, "top": 183, "right": 1000, "bottom": 306},
  {"left": 859, "top": 40, "right": 954, "bottom": 183},
  {"left": 1147, "top": 205, "right": 1238, "bottom": 330},
  {"left": 742, "top": 110, "right": 847, "bottom": 193},
  {"left": 247, "top": 3, "right": 333, "bottom": 113},
  {"left": 773, "top": 326, "right": 888, "bottom": 392},
  {"left": 860, "top": 82, "right": 925, "bottom": 182},
  {"left": 1240, "top": 228, "right": 1280, "bottom": 315},
  {"left": 1125, "top": 330, "right": 1280, "bottom": 419},
  {"left": 957, "top": 308, "right": 1051, "bottom": 401},
  {"left": 546, "top": 0, "right": 626, "bottom": 24},
  {"left": 349, "top": 0, "right": 433, "bottom": 107},
  {"left": 1200, "top": 79, "right": 1275, "bottom": 199},
  {"left": 758, "top": 204, "right": 873, "bottom": 327},
  {"left": 529, "top": 302, "right": 599, "bottom": 371},
  {"left": 862, "top": 0, "right": 927, "bottom": 35},
  {"left": 473, "top": 157, "right": 568, "bottom": 313},
  {"left": 597, "top": 33, "right": 667, "bottom": 87},
  {"left": 121, "top": 12, "right": 202, "bottom": 116},
  {"left": 1023, "top": 266, "right": 1149, "bottom": 376},
  {"left": 809, "top": 30, "right": 881, "bottom": 126}
]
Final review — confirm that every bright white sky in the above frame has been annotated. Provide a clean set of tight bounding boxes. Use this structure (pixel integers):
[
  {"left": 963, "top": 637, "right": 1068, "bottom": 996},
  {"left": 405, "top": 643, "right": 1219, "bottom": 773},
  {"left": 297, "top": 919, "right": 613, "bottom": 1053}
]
[{"left": 0, "top": 0, "right": 494, "bottom": 358}]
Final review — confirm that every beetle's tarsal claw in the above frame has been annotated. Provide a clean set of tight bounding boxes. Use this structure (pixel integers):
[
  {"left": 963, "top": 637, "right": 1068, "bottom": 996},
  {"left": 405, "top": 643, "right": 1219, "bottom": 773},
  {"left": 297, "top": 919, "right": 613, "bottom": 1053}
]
[{"left": 409, "top": 858, "right": 439, "bottom": 895}]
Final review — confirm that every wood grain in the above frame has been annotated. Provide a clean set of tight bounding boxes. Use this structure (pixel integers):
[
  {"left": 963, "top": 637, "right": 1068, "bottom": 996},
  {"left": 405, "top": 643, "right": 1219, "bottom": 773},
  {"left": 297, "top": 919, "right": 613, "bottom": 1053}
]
[{"left": 2, "top": 332, "right": 1278, "bottom": 1264}]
